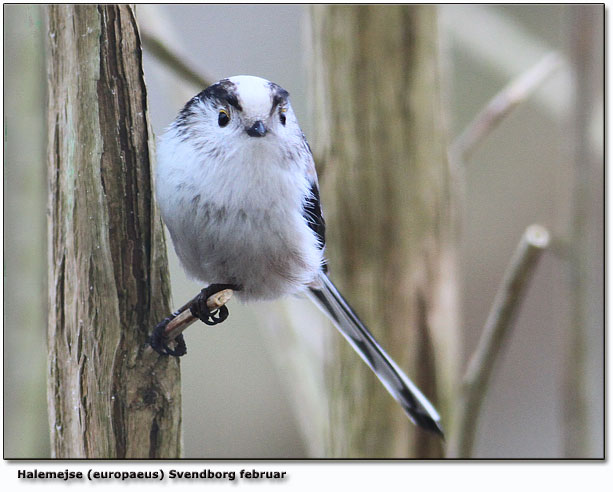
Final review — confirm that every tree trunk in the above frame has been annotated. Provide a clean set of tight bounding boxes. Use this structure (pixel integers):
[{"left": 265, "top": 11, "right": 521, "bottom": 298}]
[
  {"left": 563, "top": 5, "right": 604, "bottom": 458},
  {"left": 46, "top": 4, "right": 182, "bottom": 458},
  {"left": 309, "top": 5, "right": 458, "bottom": 458}
]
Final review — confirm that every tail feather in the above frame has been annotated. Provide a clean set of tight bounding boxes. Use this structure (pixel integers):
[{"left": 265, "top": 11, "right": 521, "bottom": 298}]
[{"left": 307, "top": 272, "right": 443, "bottom": 437}]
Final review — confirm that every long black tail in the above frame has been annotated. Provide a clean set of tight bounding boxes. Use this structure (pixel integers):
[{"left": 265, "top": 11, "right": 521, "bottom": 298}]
[{"left": 307, "top": 272, "right": 443, "bottom": 437}]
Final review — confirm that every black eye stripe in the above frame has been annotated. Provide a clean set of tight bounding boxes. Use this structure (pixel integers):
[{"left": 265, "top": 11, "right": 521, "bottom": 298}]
[
  {"left": 200, "top": 79, "right": 243, "bottom": 111},
  {"left": 269, "top": 82, "right": 290, "bottom": 116}
]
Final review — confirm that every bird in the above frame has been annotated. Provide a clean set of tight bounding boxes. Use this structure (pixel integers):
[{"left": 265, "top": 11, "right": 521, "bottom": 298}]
[{"left": 150, "top": 75, "right": 443, "bottom": 437}]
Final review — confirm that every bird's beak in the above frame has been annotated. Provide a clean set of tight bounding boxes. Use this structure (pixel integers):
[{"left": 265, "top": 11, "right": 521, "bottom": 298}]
[{"left": 246, "top": 120, "right": 267, "bottom": 138}]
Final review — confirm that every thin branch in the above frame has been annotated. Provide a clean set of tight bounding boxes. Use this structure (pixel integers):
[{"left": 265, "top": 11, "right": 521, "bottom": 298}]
[
  {"left": 140, "top": 28, "right": 212, "bottom": 89},
  {"left": 450, "top": 52, "right": 563, "bottom": 164},
  {"left": 448, "top": 224, "right": 550, "bottom": 457}
]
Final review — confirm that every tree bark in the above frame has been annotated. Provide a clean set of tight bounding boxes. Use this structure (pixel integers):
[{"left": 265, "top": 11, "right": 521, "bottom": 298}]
[
  {"left": 46, "top": 4, "right": 182, "bottom": 458},
  {"left": 309, "top": 5, "right": 459, "bottom": 457}
]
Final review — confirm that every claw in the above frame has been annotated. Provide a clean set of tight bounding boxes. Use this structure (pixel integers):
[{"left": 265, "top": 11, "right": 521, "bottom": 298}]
[
  {"left": 189, "top": 283, "right": 236, "bottom": 326},
  {"left": 147, "top": 316, "right": 187, "bottom": 357},
  {"left": 147, "top": 283, "right": 238, "bottom": 358}
]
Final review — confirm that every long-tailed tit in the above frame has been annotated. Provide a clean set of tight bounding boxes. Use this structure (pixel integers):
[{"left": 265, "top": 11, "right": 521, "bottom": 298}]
[{"left": 152, "top": 75, "right": 443, "bottom": 436}]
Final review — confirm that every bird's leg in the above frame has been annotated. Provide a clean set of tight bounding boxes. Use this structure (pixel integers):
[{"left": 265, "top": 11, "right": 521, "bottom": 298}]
[{"left": 190, "top": 283, "right": 239, "bottom": 325}]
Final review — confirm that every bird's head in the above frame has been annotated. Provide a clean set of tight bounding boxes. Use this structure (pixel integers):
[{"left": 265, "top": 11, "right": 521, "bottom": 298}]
[{"left": 173, "top": 75, "right": 300, "bottom": 150}]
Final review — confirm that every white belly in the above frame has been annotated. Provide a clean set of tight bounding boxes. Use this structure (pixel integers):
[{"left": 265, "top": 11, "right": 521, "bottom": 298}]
[{"left": 156, "top": 134, "right": 323, "bottom": 301}]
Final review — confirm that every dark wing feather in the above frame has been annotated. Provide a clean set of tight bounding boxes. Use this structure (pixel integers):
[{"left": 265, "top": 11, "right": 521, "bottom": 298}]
[{"left": 303, "top": 181, "right": 326, "bottom": 250}]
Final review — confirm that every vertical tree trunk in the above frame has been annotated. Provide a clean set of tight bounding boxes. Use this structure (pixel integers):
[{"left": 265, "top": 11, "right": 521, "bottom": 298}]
[
  {"left": 563, "top": 5, "right": 604, "bottom": 458},
  {"left": 46, "top": 5, "right": 182, "bottom": 458},
  {"left": 309, "top": 5, "right": 458, "bottom": 458}
]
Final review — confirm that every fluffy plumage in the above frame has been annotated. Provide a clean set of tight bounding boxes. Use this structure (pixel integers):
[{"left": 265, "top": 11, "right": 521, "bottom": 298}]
[{"left": 155, "top": 75, "right": 443, "bottom": 436}]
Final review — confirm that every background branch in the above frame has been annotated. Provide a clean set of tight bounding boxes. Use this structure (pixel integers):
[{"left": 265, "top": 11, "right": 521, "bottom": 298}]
[
  {"left": 447, "top": 224, "right": 550, "bottom": 457},
  {"left": 140, "top": 28, "right": 212, "bottom": 89},
  {"left": 449, "top": 52, "right": 563, "bottom": 165}
]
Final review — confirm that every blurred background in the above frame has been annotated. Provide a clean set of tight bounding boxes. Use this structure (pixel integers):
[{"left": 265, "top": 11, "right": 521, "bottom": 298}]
[{"left": 4, "top": 5, "right": 603, "bottom": 458}]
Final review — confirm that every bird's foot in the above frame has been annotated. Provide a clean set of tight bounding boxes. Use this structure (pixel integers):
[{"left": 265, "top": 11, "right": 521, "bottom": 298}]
[
  {"left": 147, "top": 283, "right": 237, "bottom": 357},
  {"left": 147, "top": 316, "right": 187, "bottom": 357},
  {"left": 190, "top": 283, "right": 238, "bottom": 326}
]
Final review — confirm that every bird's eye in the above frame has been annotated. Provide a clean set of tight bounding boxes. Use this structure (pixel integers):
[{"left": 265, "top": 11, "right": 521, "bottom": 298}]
[
  {"left": 279, "top": 107, "right": 287, "bottom": 126},
  {"left": 218, "top": 109, "right": 230, "bottom": 127}
]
